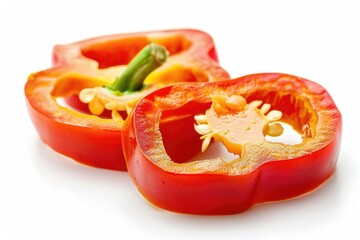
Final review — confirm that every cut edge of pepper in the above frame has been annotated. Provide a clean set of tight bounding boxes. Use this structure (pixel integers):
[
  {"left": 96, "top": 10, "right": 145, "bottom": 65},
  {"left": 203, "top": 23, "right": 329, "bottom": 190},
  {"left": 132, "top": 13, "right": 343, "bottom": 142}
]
[{"left": 133, "top": 73, "right": 342, "bottom": 175}]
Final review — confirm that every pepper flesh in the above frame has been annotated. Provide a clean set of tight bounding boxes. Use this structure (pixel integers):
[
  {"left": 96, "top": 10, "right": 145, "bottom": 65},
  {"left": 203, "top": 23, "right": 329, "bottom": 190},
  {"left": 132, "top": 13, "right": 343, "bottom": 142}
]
[
  {"left": 24, "top": 29, "right": 230, "bottom": 171},
  {"left": 122, "top": 73, "right": 342, "bottom": 214}
]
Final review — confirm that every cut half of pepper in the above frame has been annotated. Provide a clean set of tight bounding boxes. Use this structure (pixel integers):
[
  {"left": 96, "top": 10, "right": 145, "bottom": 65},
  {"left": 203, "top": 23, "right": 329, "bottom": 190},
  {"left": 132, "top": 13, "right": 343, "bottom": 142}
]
[
  {"left": 122, "top": 73, "right": 342, "bottom": 214},
  {"left": 24, "top": 29, "right": 230, "bottom": 171}
]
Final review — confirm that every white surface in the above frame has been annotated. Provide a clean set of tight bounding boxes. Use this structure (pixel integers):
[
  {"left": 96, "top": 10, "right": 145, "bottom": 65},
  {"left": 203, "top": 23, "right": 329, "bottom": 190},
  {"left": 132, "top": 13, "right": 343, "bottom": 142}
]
[{"left": 1, "top": 0, "right": 359, "bottom": 239}]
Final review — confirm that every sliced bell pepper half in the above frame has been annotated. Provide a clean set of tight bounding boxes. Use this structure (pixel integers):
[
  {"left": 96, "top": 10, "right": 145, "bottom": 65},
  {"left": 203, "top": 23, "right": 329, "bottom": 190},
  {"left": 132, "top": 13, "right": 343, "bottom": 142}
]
[
  {"left": 122, "top": 73, "right": 342, "bottom": 215},
  {"left": 24, "top": 29, "right": 230, "bottom": 171}
]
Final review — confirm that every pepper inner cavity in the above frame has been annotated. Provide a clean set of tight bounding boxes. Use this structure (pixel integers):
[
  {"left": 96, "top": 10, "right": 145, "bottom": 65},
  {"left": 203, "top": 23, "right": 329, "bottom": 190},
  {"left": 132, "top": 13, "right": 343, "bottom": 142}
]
[{"left": 194, "top": 94, "right": 284, "bottom": 155}]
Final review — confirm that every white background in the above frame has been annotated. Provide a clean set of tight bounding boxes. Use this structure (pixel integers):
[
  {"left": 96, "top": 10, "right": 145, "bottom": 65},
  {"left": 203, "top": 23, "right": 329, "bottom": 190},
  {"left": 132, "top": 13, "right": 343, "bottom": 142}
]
[{"left": 1, "top": 0, "right": 359, "bottom": 239}]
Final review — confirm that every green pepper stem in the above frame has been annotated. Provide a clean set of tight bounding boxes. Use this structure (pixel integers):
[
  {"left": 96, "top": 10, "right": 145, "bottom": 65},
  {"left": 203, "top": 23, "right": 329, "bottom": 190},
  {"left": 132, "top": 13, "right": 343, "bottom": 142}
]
[{"left": 107, "top": 43, "right": 168, "bottom": 92}]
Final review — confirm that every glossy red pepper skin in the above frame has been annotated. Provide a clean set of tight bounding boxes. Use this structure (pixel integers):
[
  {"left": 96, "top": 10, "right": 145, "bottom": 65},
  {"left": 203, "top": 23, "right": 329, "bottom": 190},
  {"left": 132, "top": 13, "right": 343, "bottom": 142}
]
[
  {"left": 122, "top": 73, "right": 342, "bottom": 215},
  {"left": 25, "top": 29, "right": 230, "bottom": 171}
]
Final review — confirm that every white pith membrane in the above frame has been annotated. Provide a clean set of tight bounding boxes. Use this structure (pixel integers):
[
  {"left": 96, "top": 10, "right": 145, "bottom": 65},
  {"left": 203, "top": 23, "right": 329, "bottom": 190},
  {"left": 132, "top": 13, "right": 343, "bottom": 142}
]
[
  {"left": 194, "top": 94, "right": 284, "bottom": 155},
  {"left": 150, "top": 91, "right": 316, "bottom": 175},
  {"left": 78, "top": 86, "right": 155, "bottom": 122}
]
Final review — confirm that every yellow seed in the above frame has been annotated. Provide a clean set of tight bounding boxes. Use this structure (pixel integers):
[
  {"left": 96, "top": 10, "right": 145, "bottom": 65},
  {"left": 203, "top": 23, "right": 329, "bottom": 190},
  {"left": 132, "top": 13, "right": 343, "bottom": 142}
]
[
  {"left": 194, "top": 124, "right": 212, "bottom": 135},
  {"left": 225, "top": 95, "right": 247, "bottom": 111},
  {"left": 79, "top": 88, "right": 95, "bottom": 103},
  {"left": 105, "top": 101, "right": 117, "bottom": 110},
  {"left": 211, "top": 95, "right": 227, "bottom": 106},
  {"left": 194, "top": 115, "right": 207, "bottom": 124},
  {"left": 260, "top": 103, "right": 271, "bottom": 114},
  {"left": 89, "top": 97, "right": 105, "bottom": 115},
  {"left": 266, "top": 110, "right": 282, "bottom": 122},
  {"left": 201, "top": 135, "right": 212, "bottom": 152},
  {"left": 211, "top": 95, "right": 228, "bottom": 115},
  {"left": 213, "top": 101, "right": 228, "bottom": 115},
  {"left": 265, "top": 122, "right": 284, "bottom": 136},
  {"left": 249, "top": 100, "right": 263, "bottom": 108}
]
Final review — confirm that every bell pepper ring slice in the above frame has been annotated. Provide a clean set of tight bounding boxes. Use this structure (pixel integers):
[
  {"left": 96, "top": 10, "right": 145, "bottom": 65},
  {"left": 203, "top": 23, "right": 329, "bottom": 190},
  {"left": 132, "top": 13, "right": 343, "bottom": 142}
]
[
  {"left": 24, "top": 29, "right": 230, "bottom": 171},
  {"left": 122, "top": 73, "right": 342, "bottom": 215}
]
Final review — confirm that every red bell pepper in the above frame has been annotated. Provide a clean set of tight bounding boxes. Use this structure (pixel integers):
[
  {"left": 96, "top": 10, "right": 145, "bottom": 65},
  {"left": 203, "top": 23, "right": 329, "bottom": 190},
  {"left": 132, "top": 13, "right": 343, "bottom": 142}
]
[
  {"left": 24, "top": 29, "right": 230, "bottom": 171},
  {"left": 122, "top": 73, "right": 342, "bottom": 215}
]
